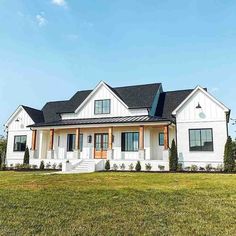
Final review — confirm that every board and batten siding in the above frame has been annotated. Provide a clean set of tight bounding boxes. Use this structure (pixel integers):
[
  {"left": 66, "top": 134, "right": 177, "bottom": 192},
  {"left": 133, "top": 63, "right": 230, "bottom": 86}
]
[
  {"left": 176, "top": 89, "right": 228, "bottom": 167},
  {"left": 6, "top": 108, "right": 34, "bottom": 165},
  {"left": 61, "top": 84, "right": 149, "bottom": 120}
]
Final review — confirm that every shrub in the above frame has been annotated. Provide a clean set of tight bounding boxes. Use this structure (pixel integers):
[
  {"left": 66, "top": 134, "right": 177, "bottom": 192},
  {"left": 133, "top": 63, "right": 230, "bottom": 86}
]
[
  {"left": 129, "top": 163, "right": 134, "bottom": 171},
  {"left": 58, "top": 163, "right": 62, "bottom": 169},
  {"left": 190, "top": 165, "right": 198, "bottom": 172},
  {"left": 184, "top": 166, "right": 191, "bottom": 171},
  {"left": 158, "top": 165, "right": 165, "bottom": 171},
  {"left": 169, "top": 139, "right": 178, "bottom": 171},
  {"left": 113, "top": 164, "right": 118, "bottom": 171},
  {"left": 120, "top": 163, "right": 126, "bottom": 171},
  {"left": 40, "top": 161, "right": 45, "bottom": 170},
  {"left": 177, "top": 163, "right": 183, "bottom": 171},
  {"left": 205, "top": 164, "right": 213, "bottom": 172},
  {"left": 52, "top": 163, "right": 57, "bottom": 170},
  {"left": 216, "top": 164, "right": 224, "bottom": 172},
  {"left": 145, "top": 163, "right": 152, "bottom": 171},
  {"left": 105, "top": 160, "right": 110, "bottom": 171},
  {"left": 23, "top": 146, "right": 30, "bottom": 165},
  {"left": 199, "top": 167, "right": 205, "bottom": 171},
  {"left": 224, "top": 136, "right": 235, "bottom": 172},
  {"left": 32, "top": 164, "right": 38, "bottom": 170},
  {"left": 135, "top": 161, "right": 141, "bottom": 172},
  {"left": 46, "top": 162, "right": 51, "bottom": 169},
  {"left": 1, "top": 163, "right": 7, "bottom": 170}
]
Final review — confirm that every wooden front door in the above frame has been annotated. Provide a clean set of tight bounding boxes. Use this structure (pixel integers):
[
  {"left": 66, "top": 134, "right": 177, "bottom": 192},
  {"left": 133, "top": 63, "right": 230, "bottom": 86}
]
[{"left": 94, "top": 133, "right": 108, "bottom": 159}]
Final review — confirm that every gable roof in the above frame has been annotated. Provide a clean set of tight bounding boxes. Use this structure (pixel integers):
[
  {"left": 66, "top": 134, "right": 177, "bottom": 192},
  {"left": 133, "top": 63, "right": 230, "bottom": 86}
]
[
  {"left": 172, "top": 86, "right": 230, "bottom": 115},
  {"left": 155, "top": 89, "right": 193, "bottom": 121},
  {"left": 22, "top": 106, "right": 44, "bottom": 123}
]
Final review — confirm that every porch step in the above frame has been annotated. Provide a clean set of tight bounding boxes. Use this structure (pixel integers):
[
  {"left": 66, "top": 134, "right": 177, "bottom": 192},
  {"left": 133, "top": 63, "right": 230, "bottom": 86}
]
[{"left": 72, "top": 160, "right": 96, "bottom": 173}]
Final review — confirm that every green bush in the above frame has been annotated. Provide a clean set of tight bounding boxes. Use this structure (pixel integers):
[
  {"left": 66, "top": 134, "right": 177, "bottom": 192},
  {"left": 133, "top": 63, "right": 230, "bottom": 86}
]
[
  {"left": 129, "top": 163, "right": 134, "bottom": 171},
  {"left": 177, "top": 163, "right": 183, "bottom": 171},
  {"left": 112, "top": 164, "right": 118, "bottom": 171},
  {"left": 58, "top": 163, "right": 62, "bottom": 169},
  {"left": 224, "top": 136, "right": 235, "bottom": 172},
  {"left": 169, "top": 139, "right": 178, "bottom": 171},
  {"left": 40, "top": 161, "right": 45, "bottom": 170},
  {"left": 23, "top": 147, "right": 30, "bottom": 165},
  {"left": 120, "top": 163, "right": 126, "bottom": 171},
  {"left": 205, "top": 164, "right": 213, "bottom": 172},
  {"left": 105, "top": 160, "right": 110, "bottom": 171},
  {"left": 135, "top": 161, "right": 141, "bottom": 172},
  {"left": 145, "top": 163, "right": 152, "bottom": 171},
  {"left": 190, "top": 165, "right": 198, "bottom": 172}
]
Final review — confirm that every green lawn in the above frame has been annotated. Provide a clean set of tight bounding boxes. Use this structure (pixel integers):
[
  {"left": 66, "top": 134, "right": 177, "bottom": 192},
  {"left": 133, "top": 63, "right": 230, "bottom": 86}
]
[{"left": 0, "top": 172, "right": 235, "bottom": 236}]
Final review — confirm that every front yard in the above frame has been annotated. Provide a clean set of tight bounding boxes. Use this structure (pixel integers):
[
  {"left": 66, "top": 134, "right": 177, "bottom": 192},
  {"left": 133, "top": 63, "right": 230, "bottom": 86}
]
[{"left": 0, "top": 172, "right": 235, "bottom": 235}]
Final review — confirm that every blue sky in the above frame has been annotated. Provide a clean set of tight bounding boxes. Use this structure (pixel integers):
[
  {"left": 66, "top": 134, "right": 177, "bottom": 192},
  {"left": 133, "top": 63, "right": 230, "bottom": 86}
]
[{"left": 0, "top": 0, "right": 236, "bottom": 136}]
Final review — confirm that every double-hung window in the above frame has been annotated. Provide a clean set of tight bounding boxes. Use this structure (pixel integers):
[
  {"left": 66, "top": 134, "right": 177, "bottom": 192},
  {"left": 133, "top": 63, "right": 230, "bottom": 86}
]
[
  {"left": 67, "top": 134, "right": 83, "bottom": 152},
  {"left": 159, "top": 133, "right": 164, "bottom": 146},
  {"left": 189, "top": 129, "right": 213, "bottom": 151},
  {"left": 94, "top": 99, "right": 110, "bottom": 114},
  {"left": 121, "top": 132, "right": 139, "bottom": 152},
  {"left": 13, "top": 135, "right": 27, "bottom": 152}
]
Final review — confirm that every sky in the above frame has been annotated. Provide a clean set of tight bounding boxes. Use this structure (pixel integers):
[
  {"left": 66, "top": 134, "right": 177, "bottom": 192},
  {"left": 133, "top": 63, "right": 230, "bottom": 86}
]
[{"left": 0, "top": 0, "right": 236, "bottom": 137}]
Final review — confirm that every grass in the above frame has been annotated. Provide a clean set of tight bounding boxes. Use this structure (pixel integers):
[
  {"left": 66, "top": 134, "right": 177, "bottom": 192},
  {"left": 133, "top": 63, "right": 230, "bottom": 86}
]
[{"left": 0, "top": 172, "right": 235, "bottom": 236}]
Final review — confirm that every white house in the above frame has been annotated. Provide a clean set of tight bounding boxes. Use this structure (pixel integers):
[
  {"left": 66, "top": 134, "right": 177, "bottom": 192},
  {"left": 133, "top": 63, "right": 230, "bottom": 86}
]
[{"left": 4, "top": 81, "right": 230, "bottom": 172}]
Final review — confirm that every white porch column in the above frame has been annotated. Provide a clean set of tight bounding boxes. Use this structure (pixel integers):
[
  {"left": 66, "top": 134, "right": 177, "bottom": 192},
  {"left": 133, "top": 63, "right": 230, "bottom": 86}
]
[
  {"left": 107, "top": 127, "right": 113, "bottom": 160},
  {"left": 139, "top": 126, "right": 145, "bottom": 160},
  {"left": 73, "top": 128, "right": 81, "bottom": 159},
  {"left": 30, "top": 130, "right": 37, "bottom": 159},
  {"left": 47, "top": 129, "right": 54, "bottom": 159}
]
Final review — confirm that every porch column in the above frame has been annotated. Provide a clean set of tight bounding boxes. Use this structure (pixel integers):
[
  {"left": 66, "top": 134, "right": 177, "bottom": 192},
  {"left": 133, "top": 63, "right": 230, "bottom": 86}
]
[
  {"left": 164, "top": 125, "right": 169, "bottom": 150},
  {"left": 139, "top": 126, "right": 145, "bottom": 160},
  {"left": 47, "top": 129, "right": 54, "bottom": 159},
  {"left": 74, "top": 128, "right": 81, "bottom": 159},
  {"left": 107, "top": 127, "right": 113, "bottom": 160},
  {"left": 30, "top": 130, "right": 37, "bottom": 159}
]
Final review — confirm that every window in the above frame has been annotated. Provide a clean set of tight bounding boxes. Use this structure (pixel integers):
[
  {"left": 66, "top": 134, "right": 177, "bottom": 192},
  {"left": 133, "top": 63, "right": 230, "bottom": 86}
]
[
  {"left": 159, "top": 133, "right": 164, "bottom": 146},
  {"left": 189, "top": 129, "right": 213, "bottom": 151},
  {"left": 13, "top": 135, "right": 27, "bottom": 152},
  {"left": 121, "top": 132, "right": 139, "bottom": 152},
  {"left": 67, "top": 134, "right": 83, "bottom": 152},
  {"left": 94, "top": 99, "right": 110, "bottom": 114}
]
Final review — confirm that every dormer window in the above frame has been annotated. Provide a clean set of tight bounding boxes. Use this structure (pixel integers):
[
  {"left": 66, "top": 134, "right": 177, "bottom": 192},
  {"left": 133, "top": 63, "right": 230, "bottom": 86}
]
[{"left": 94, "top": 99, "right": 111, "bottom": 114}]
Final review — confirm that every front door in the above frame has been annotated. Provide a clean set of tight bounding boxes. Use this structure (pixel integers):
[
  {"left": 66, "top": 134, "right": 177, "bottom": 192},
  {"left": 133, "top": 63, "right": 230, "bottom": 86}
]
[{"left": 94, "top": 133, "right": 108, "bottom": 159}]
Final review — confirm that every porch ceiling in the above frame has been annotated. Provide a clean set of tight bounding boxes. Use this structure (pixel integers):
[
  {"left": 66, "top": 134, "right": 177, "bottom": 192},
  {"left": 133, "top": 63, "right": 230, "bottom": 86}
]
[{"left": 28, "top": 115, "right": 171, "bottom": 129}]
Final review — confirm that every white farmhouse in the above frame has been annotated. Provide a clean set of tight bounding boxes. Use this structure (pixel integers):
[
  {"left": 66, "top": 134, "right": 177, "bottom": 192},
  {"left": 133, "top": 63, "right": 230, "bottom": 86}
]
[{"left": 4, "top": 81, "right": 230, "bottom": 172}]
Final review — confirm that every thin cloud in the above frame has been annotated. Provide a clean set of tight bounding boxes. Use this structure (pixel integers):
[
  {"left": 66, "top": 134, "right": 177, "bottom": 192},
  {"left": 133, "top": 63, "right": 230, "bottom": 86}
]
[
  {"left": 51, "top": 0, "right": 67, "bottom": 7},
  {"left": 210, "top": 87, "right": 219, "bottom": 93},
  {"left": 36, "top": 12, "right": 47, "bottom": 27}
]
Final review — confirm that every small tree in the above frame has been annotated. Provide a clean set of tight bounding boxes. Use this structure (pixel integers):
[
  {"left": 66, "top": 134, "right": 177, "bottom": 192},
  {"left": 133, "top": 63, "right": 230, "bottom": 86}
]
[
  {"left": 105, "top": 160, "right": 110, "bottom": 171},
  {"left": 23, "top": 147, "right": 30, "bottom": 164},
  {"left": 40, "top": 161, "right": 45, "bottom": 170},
  {"left": 224, "top": 136, "right": 235, "bottom": 172},
  {"left": 135, "top": 161, "right": 141, "bottom": 172},
  {"left": 169, "top": 139, "right": 178, "bottom": 171}
]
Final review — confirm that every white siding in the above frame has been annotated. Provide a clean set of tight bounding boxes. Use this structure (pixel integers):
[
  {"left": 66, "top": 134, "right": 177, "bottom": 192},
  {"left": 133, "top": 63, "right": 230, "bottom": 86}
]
[
  {"left": 61, "top": 84, "right": 148, "bottom": 120},
  {"left": 176, "top": 89, "right": 228, "bottom": 167},
  {"left": 6, "top": 108, "right": 34, "bottom": 165}
]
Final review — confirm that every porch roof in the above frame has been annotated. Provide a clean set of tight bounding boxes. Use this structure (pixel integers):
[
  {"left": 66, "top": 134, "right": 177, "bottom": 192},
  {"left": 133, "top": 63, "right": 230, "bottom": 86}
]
[{"left": 28, "top": 115, "right": 170, "bottom": 128}]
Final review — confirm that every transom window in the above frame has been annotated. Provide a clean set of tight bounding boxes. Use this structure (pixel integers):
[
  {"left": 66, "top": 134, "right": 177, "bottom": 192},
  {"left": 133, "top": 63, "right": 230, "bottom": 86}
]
[
  {"left": 159, "top": 133, "right": 164, "bottom": 146},
  {"left": 121, "top": 132, "right": 139, "bottom": 152},
  {"left": 67, "top": 134, "right": 83, "bottom": 152},
  {"left": 94, "top": 99, "right": 111, "bottom": 114},
  {"left": 13, "top": 135, "right": 27, "bottom": 152},
  {"left": 189, "top": 129, "right": 213, "bottom": 152}
]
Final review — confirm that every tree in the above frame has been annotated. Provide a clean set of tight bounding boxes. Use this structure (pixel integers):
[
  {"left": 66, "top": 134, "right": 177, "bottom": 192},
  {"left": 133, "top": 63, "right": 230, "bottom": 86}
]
[
  {"left": 0, "top": 136, "right": 7, "bottom": 168},
  {"left": 224, "top": 136, "right": 235, "bottom": 172},
  {"left": 135, "top": 161, "right": 141, "bottom": 172},
  {"left": 169, "top": 139, "right": 178, "bottom": 171},
  {"left": 105, "top": 160, "right": 110, "bottom": 171},
  {"left": 23, "top": 147, "right": 30, "bottom": 164}
]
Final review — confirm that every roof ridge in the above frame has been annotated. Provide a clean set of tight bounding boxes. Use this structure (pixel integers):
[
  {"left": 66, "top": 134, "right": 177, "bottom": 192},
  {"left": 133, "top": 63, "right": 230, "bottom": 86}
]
[{"left": 114, "top": 82, "right": 161, "bottom": 89}]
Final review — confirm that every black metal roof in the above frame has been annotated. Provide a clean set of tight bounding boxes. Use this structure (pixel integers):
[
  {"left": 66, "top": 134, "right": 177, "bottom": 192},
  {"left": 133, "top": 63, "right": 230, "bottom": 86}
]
[
  {"left": 28, "top": 115, "right": 170, "bottom": 128},
  {"left": 22, "top": 106, "right": 45, "bottom": 124}
]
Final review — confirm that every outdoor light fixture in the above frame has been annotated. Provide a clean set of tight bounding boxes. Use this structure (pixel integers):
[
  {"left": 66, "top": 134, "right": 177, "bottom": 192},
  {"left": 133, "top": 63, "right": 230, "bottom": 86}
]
[
  {"left": 87, "top": 135, "right": 92, "bottom": 143},
  {"left": 196, "top": 103, "right": 202, "bottom": 109},
  {"left": 15, "top": 118, "right": 20, "bottom": 122}
]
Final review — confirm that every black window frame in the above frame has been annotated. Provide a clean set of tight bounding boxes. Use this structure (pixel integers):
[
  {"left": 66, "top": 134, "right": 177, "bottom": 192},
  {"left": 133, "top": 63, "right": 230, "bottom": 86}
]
[
  {"left": 189, "top": 128, "right": 214, "bottom": 152},
  {"left": 67, "top": 134, "right": 83, "bottom": 152},
  {"left": 94, "top": 99, "right": 111, "bottom": 115},
  {"left": 13, "top": 135, "right": 27, "bottom": 152},
  {"left": 159, "top": 132, "right": 164, "bottom": 146},
  {"left": 121, "top": 132, "right": 139, "bottom": 152}
]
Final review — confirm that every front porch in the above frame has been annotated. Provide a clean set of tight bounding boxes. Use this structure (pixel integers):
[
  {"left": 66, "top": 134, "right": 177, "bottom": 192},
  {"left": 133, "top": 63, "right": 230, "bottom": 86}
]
[{"left": 30, "top": 123, "right": 175, "bottom": 172}]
